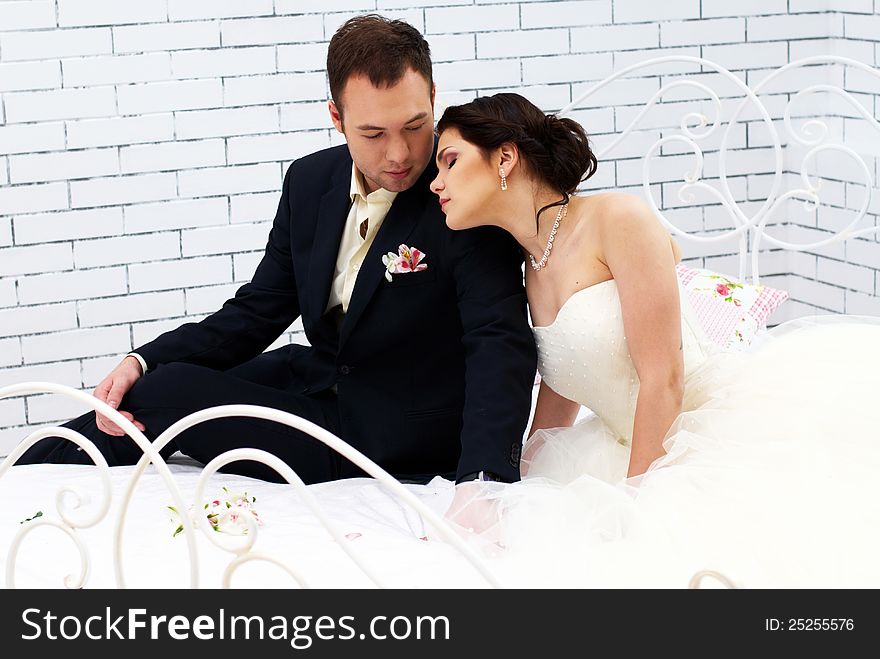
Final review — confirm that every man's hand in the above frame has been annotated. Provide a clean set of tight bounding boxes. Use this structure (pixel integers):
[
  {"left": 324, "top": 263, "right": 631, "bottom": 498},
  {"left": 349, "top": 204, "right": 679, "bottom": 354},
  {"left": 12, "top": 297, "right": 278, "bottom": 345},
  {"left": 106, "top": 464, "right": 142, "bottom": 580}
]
[{"left": 93, "top": 356, "right": 146, "bottom": 436}]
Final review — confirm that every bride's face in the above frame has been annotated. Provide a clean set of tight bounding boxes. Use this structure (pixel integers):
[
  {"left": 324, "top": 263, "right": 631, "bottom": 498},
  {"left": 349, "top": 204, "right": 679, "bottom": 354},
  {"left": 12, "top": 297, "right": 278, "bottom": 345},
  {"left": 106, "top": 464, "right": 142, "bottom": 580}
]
[{"left": 430, "top": 128, "right": 499, "bottom": 230}]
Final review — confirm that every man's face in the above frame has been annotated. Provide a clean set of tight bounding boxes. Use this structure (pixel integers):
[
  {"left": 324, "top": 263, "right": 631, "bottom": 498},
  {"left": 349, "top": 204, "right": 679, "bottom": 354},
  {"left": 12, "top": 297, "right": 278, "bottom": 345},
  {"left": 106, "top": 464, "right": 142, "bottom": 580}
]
[{"left": 329, "top": 68, "right": 436, "bottom": 194}]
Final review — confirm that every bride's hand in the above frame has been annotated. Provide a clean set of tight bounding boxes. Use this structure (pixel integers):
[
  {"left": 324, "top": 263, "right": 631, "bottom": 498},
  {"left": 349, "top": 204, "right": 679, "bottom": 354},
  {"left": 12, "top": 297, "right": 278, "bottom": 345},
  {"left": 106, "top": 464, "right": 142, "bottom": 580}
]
[
  {"left": 439, "top": 482, "right": 503, "bottom": 544},
  {"left": 626, "top": 447, "right": 666, "bottom": 478}
]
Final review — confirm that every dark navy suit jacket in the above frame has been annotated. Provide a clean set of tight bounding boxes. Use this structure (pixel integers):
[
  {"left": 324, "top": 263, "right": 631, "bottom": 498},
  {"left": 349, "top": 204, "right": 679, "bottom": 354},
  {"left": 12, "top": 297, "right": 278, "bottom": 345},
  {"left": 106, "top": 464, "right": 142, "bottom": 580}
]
[{"left": 136, "top": 145, "right": 537, "bottom": 482}]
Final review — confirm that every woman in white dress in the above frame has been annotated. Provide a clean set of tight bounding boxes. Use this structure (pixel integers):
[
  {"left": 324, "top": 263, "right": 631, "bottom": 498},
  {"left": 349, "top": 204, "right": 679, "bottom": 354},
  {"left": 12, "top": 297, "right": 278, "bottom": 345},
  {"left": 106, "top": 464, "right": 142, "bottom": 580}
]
[{"left": 429, "top": 93, "right": 880, "bottom": 588}]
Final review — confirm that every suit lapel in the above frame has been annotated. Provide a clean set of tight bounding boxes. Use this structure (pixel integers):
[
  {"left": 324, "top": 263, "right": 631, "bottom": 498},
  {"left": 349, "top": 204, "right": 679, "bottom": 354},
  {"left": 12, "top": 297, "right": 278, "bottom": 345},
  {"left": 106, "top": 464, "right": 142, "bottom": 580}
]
[
  {"left": 306, "top": 163, "right": 352, "bottom": 320},
  {"left": 339, "top": 169, "right": 433, "bottom": 348}
]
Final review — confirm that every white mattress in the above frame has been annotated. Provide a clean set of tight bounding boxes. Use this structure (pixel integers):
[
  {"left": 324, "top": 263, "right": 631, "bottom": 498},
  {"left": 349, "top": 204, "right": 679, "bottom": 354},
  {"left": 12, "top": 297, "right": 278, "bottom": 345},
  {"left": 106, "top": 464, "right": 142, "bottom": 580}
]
[{"left": 0, "top": 460, "right": 499, "bottom": 589}]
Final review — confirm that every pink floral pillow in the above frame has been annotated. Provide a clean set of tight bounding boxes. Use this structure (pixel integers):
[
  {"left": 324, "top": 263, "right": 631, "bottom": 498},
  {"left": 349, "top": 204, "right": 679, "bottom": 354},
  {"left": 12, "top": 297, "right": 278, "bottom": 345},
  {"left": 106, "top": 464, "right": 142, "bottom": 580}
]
[{"left": 676, "top": 263, "right": 789, "bottom": 350}]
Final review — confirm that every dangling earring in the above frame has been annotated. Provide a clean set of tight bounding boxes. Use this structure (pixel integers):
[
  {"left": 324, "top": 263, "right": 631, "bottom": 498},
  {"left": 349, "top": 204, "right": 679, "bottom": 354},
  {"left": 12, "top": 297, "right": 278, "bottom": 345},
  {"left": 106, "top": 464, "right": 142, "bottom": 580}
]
[{"left": 499, "top": 167, "right": 508, "bottom": 191}]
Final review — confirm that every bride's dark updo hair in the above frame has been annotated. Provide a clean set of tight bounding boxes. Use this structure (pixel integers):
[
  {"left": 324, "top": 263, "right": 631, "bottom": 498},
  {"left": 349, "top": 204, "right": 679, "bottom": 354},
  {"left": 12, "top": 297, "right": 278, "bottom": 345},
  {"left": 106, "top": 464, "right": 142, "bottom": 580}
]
[{"left": 436, "top": 93, "right": 598, "bottom": 214}]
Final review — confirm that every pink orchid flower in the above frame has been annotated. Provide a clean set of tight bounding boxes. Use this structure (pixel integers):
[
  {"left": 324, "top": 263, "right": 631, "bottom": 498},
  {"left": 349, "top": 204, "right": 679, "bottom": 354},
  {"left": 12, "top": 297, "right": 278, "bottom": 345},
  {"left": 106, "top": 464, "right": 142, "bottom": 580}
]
[
  {"left": 396, "top": 244, "right": 427, "bottom": 273},
  {"left": 383, "top": 244, "right": 428, "bottom": 281}
]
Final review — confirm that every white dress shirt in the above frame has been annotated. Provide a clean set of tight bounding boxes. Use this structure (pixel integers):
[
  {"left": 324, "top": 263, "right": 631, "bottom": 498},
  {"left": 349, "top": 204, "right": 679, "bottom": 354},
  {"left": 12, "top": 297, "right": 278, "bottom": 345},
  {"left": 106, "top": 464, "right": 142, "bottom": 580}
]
[{"left": 326, "top": 163, "right": 398, "bottom": 313}]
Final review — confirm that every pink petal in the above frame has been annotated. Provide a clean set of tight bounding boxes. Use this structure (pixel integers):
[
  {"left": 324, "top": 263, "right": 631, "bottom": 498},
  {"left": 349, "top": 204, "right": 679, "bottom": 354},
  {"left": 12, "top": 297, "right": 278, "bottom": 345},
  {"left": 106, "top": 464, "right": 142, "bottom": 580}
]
[
  {"left": 345, "top": 532, "right": 362, "bottom": 541},
  {"left": 414, "top": 263, "right": 427, "bottom": 272}
]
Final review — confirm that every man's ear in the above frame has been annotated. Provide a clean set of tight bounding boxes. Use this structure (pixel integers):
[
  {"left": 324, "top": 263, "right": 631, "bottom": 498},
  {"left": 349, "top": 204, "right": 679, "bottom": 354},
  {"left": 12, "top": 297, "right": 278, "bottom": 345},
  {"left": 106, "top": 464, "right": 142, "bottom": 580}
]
[
  {"left": 328, "top": 100, "right": 344, "bottom": 134},
  {"left": 430, "top": 83, "right": 436, "bottom": 112}
]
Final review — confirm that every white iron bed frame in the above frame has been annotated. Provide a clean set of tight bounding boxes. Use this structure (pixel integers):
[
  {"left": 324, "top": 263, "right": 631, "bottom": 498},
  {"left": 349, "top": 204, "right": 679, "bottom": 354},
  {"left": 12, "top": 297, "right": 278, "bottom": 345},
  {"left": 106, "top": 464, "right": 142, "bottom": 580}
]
[{"left": 1, "top": 56, "right": 877, "bottom": 590}]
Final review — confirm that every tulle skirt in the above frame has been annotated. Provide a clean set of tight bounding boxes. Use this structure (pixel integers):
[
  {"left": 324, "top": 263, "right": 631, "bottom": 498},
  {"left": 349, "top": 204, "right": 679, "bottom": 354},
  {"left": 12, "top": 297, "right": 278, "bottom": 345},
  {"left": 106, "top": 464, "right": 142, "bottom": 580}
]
[{"left": 447, "top": 316, "right": 880, "bottom": 588}]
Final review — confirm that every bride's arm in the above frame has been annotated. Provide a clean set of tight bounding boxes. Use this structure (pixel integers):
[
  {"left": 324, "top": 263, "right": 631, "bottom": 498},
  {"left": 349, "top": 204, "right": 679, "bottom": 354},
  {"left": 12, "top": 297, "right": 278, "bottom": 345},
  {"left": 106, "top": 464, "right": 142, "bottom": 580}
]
[
  {"left": 527, "top": 380, "right": 580, "bottom": 436},
  {"left": 598, "top": 194, "right": 685, "bottom": 478}
]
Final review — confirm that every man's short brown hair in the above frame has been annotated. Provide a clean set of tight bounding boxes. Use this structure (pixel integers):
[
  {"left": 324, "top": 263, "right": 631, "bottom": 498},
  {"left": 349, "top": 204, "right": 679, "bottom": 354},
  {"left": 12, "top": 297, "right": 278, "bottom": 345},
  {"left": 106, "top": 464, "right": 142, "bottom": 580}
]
[{"left": 327, "top": 14, "right": 432, "bottom": 115}]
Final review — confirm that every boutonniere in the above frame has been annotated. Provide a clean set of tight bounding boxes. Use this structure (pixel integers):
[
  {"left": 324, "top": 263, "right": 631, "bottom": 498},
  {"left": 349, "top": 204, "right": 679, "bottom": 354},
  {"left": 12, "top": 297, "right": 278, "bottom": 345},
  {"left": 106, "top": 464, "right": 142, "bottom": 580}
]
[{"left": 382, "top": 243, "right": 428, "bottom": 282}]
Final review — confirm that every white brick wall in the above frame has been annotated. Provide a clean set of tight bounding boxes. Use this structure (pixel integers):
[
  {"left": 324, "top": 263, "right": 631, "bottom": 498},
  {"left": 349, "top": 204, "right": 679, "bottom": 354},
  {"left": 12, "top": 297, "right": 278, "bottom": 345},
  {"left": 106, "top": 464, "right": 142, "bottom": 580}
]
[
  {"left": 70, "top": 172, "right": 178, "bottom": 208},
  {"left": 124, "top": 198, "right": 229, "bottom": 233},
  {"left": 0, "top": 399, "right": 26, "bottom": 429},
  {"left": 21, "top": 326, "right": 132, "bottom": 365},
  {"left": 221, "top": 16, "right": 325, "bottom": 45},
  {"left": 0, "top": 361, "right": 82, "bottom": 390},
  {"left": 171, "top": 47, "right": 276, "bottom": 79},
  {"left": 223, "top": 72, "right": 327, "bottom": 105},
  {"left": 120, "top": 139, "right": 227, "bottom": 175},
  {"left": 0, "top": 123, "right": 66, "bottom": 155},
  {"left": 0, "top": 338, "right": 23, "bottom": 367},
  {"left": 57, "top": 1, "right": 168, "bottom": 28},
  {"left": 0, "top": 220, "right": 11, "bottom": 248},
  {"left": 74, "top": 233, "right": 180, "bottom": 269},
  {"left": 0, "top": 2, "right": 56, "bottom": 32},
  {"left": 185, "top": 283, "right": 242, "bottom": 316},
  {"left": 2, "top": 1, "right": 880, "bottom": 451},
  {"left": 230, "top": 192, "right": 280, "bottom": 223},
  {"left": 167, "top": 0, "right": 274, "bottom": 22},
  {"left": 176, "top": 107, "right": 279, "bottom": 140},
  {"left": 0, "top": 27, "right": 114, "bottom": 62},
  {"left": 117, "top": 79, "right": 224, "bottom": 115},
  {"left": 0, "top": 60, "right": 61, "bottom": 92},
  {"left": 661, "top": 18, "right": 744, "bottom": 47},
  {"left": 67, "top": 115, "right": 175, "bottom": 149},
  {"left": 0, "top": 303, "right": 78, "bottom": 339},
  {"left": 18, "top": 267, "right": 128, "bottom": 306},
  {"left": 0, "top": 244, "right": 73, "bottom": 277},
  {"left": 128, "top": 255, "right": 232, "bottom": 293},
  {"left": 702, "top": 0, "right": 787, "bottom": 18},
  {"left": 5, "top": 87, "right": 117, "bottom": 123},
  {"left": 10, "top": 148, "right": 120, "bottom": 184},
  {"left": 614, "top": 0, "right": 699, "bottom": 23},
  {"left": 181, "top": 223, "right": 271, "bottom": 258},
  {"left": 113, "top": 22, "right": 221, "bottom": 54},
  {"left": 0, "top": 278, "right": 17, "bottom": 308},
  {"left": 425, "top": 5, "right": 519, "bottom": 32},
  {"left": 77, "top": 291, "right": 185, "bottom": 327}
]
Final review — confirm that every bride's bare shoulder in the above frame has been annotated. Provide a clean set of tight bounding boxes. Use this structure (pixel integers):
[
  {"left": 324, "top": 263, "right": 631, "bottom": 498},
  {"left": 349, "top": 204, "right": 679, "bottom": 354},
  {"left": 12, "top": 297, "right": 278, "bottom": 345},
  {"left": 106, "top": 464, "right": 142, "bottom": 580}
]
[
  {"left": 584, "top": 192, "right": 681, "bottom": 258},
  {"left": 583, "top": 192, "right": 657, "bottom": 229}
]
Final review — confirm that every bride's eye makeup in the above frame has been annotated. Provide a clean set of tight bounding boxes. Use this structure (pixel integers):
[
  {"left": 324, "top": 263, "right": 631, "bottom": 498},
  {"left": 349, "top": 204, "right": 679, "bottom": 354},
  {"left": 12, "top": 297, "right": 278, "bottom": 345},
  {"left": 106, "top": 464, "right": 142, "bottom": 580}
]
[{"left": 444, "top": 153, "right": 458, "bottom": 169}]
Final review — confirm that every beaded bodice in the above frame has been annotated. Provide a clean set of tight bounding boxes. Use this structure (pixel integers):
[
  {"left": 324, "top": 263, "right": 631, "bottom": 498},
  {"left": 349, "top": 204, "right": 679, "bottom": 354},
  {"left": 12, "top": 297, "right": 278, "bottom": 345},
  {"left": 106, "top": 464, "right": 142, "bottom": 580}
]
[{"left": 533, "top": 280, "right": 714, "bottom": 442}]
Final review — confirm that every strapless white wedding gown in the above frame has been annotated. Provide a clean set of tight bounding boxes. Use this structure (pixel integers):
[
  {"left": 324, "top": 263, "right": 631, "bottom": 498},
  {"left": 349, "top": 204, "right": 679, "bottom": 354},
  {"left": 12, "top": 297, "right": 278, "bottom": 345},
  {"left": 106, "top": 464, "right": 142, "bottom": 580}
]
[{"left": 461, "top": 280, "right": 880, "bottom": 588}]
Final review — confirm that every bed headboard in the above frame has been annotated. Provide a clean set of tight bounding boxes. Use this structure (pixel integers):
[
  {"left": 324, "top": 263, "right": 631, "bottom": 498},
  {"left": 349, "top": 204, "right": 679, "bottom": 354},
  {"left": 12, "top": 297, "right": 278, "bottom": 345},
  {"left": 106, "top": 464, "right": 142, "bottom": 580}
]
[{"left": 558, "top": 55, "right": 880, "bottom": 289}]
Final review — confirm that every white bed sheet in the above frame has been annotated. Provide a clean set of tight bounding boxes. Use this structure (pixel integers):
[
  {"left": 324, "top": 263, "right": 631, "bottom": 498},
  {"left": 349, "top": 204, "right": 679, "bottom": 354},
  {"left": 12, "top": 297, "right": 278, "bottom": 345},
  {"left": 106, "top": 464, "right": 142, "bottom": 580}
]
[{"left": 0, "top": 461, "right": 500, "bottom": 589}]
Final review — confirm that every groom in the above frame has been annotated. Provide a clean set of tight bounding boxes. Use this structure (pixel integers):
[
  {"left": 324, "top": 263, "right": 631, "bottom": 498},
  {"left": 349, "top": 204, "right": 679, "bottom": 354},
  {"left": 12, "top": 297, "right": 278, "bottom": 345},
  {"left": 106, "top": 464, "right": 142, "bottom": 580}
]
[{"left": 20, "top": 15, "right": 537, "bottom": 486}]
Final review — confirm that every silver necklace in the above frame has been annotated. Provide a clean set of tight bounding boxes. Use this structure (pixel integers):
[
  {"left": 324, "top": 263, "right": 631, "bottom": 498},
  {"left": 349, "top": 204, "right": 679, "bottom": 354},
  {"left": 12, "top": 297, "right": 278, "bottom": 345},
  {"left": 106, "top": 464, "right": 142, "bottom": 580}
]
[{"left": 529, "top": 202, "right": 568, "bottom": 272}]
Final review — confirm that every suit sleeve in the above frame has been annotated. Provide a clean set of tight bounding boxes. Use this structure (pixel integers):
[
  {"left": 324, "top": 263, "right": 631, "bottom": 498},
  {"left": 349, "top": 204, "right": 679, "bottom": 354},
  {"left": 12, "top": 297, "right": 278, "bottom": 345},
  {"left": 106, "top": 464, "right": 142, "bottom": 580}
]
[
  {"left": 451, "top": 227, "right": 537, "bottom": 483},
  {"left": 135, "top": 163, "right": 301, "bottom": 371}
]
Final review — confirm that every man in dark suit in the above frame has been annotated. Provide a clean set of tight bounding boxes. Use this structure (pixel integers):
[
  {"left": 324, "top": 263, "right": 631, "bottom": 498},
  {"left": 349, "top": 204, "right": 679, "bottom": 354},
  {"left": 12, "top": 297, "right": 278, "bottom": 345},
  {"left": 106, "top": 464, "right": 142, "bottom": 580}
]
[{"left": 20, "top": 15, "right": 536, "bottom": 490}]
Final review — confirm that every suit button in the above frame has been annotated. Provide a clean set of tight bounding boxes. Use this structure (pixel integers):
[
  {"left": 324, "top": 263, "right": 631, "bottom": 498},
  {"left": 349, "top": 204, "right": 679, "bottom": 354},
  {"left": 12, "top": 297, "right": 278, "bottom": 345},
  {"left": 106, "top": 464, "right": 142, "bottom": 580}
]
[{"left": 338, "top": 365, "right": 351, "bottom": 375}]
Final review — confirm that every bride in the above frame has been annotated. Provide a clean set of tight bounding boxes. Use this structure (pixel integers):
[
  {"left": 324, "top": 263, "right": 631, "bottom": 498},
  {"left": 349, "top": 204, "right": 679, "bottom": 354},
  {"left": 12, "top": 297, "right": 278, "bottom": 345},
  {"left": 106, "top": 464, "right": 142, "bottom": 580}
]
[{"left": 429, "top": 93, "right": 880, "bottom": 588}]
